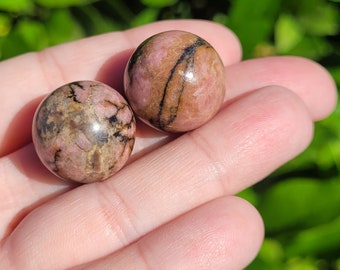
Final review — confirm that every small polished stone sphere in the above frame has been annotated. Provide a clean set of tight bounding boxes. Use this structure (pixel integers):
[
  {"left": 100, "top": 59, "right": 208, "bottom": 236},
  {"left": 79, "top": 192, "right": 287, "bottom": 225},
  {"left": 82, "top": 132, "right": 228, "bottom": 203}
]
[
  {"left": 32, "top": 81, "right": 136, "bottom": 183},
  {"left": 124, "top": 30, "right": 226, "bottom": 133}
]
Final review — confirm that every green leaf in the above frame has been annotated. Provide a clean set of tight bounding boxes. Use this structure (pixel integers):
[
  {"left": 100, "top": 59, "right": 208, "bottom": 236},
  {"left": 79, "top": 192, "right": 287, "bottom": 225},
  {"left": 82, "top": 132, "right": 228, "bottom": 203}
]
[
  {"left": 246, "top": 257, "right": 283, "bottom": 270},
  {"left": 285, "top": 35, "right": 332, "bottom": 60},
  {"left": 328, "top": 66, "right": 340, "bottom": 87},
  {"left": 71, "top": 5, "right": 123, "bottom": 36},
  {"left": 130, "top": 8, "right": 159, "bottom": 27},
  {"left": 258, "top": 178, "right": 340, "bottom": 232},
  {"left": 1, "top": 19, "right": 48, "bottom": 59},
  {"left": 258, "top": 239, "right": 284, "bottom": 263},
  {"left": 315, "top": 99, "right": 340, "bottom": 170},
  {"left": 227, "top": 0, "right": 281, "bottom": 59},
  {"left": 285, "top": 215, "right": 340, "bottom": 256},
  {"left": 1, "top": 35, "right": 26, "bottom": 60},
  {"left": 141, "top": 0, "right": 178, "bottom": 8},
  {"left": 275, "top": 14, "right": 304, "bottom": 53},
  {"left": 45, "top": 9, "right": 84, "bottom": 45},
  {"left": 246, "top": 239, "right": 284, "bottom": 270},
  {"left": 16, "top": 20, "right": 48, "bottom": 50},
  {"left": 0, "top": 13, "right": 11, "bottom": 37},
  {"left": 103, "top": 0, "right": 135, "bottom": 26},
  {"left": 0, "top": 0, "right": 33, "bottom": 13},
  {"left": 237, "top": 187, "right": 259, "bottom": 207},
  {"left": 285, "top": 257, "right": 320, "bottom": 270},
  {"left": 213, "top": 13, "right": 229, "bottom": 26},
  {"left": 34, "top": 0, "right": 95, "bottom": 8},
  {"left": 298, "top": 2, "right": 339, "bottom": 36}
]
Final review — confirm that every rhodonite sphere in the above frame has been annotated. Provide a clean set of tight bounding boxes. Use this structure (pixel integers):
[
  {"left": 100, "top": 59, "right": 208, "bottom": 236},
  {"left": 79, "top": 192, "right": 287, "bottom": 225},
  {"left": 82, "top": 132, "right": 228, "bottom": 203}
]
[
  {"left": 124, "top": 30, "right": 226, "bottom": 133},
  {"left": 32, "top": 81, "right": 136, "bottom": 183}
]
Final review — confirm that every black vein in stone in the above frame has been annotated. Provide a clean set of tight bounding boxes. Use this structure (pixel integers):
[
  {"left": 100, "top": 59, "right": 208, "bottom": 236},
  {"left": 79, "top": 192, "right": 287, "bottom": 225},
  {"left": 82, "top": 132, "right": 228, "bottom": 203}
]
[
  {"left": 108, "top": 115, "right": 118, "bottom": 124},
  {"left": 104, "top": 101, "right": 130, "bottom": 127},
  {"left": 127, "top": 36, "right": 151, "bottom": 85},
  {"left": 36, "top": 106, "right": 64, "bottom": 142},
  {"left": 113, "top": 131, "right": 134, "bottom": 143},
  {"left": 68, "top": 84, "right": 81, "bottom": 103},
  {"left": 71, "top": 82, "right": 86, "bottom": 90},
  {"left": 104, "top": 100, "right": 135, "bottom": 146},
  {"left": 53, "top": 149, "right": 62, "bottom": 172},
  {"left": 155, "top": 38, "right": 206, "bottom": 128}
]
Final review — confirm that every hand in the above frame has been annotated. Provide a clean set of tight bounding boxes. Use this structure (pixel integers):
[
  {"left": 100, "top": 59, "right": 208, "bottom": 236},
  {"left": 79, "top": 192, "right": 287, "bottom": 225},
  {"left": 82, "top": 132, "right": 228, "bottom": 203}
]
[{"left": 0, "top": 20, "right": 336, "bottom": 269}]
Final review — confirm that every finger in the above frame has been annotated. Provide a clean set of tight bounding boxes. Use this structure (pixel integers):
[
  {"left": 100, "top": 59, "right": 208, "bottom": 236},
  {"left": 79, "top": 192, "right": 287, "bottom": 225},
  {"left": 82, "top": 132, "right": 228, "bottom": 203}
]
[
  {"left": 0, "top": 19, "right": 241, "bottom": 156},
  {"left": 0, "top": 86, "right": 313, "bottom": 266},
  {"left": 0, "top": 144, "right": 74, "bottom": 239},
  {"left": 226, "top": 56, "right": 337, "bottom": 120},
  {"left": 73, "top": 196, "right": 264, "bottom": 270}
]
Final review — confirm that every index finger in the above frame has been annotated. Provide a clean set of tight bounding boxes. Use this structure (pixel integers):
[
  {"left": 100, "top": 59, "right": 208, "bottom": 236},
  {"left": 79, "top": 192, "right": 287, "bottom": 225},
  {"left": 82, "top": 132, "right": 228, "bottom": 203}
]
[{"left": 0, "top": 19, "right": 241, "bottom": 156}]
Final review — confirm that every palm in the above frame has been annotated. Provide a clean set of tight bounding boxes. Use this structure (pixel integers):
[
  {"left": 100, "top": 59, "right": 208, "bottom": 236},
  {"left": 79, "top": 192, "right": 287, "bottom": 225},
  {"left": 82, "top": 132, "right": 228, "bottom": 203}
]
[{"left": 0, "top": 20, "right": 336, "bottom": 270}]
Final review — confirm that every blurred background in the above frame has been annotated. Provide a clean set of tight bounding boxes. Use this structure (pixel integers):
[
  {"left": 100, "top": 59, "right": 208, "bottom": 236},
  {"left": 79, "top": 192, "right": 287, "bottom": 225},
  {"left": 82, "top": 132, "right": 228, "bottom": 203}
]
[{"left": 0, "top": 0, "right": 339, "bottom": 269}]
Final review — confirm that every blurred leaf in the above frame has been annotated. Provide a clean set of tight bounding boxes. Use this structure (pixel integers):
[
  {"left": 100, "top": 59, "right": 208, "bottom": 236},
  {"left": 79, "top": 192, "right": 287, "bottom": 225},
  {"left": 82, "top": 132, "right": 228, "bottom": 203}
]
[
  {"left": 246, "top": 239, "right": 284, "bottom": 270},
  {"left": 286, "top": 215, "right": 340, "bottom": 257},
  {"left": 258, "top": 178, "right": 340, "bottom": 232},
  {"left": 254, "top": 42, "right": 276, "bottom": 57},
  {"left": 213, "top": 13, "right": 228, "bottom": 26},
  {"left": 0, "top": 13, "right": 11, "bottom": 36},
  {"left": 227, "top": 0, "right": 281, "bottom": 59},
  {"left": 1, "top": 19, "right": 48, "bottom": 59},
  {"left": 286, "top": 257, "right": 319, "bottom": 270},
  {"left": 159, "top": 1, "right": 192, "bottom": 19},
  {"left": 316, "top": 103, "right": 340, "bottom": 171},
  {"left": 0, "top": 35, "right": 27, "bottom": 59},
  {"left": 284, "top": 35, "right": 332, "bottom": 60},
  {"left": 71, "top": 5, "right": 123, "bottom": 36},
  {"left": 336, "top": 258, "right": 340, "bottom": 269},
  {"left": 0, "top": 0, "right": 33, "bottom": 13},
  {"left": 276, "top": 0, "right": 339, "bottom": 61},
  {"left": 16, "top": 20, "right": 48, "bottom": 49},
  {"left": 246, "top": 258, "right": 282, "bottom": 270},
  {"left": 101, "top": 0, "right": 135, "bottom": 26},
  {"left": 34, "top": 0, "right": 96, "bottom": 8},
  {"left": 141, "top": 0, "right": 178, "bottom": 8},
  {"left": 237, "top": 187, "right": 259, "bottom": 207},
  {"left": 275, "top": 13, "right": 303, "bottom": 53},
  {"left": 131, "top": 8, "right": 159, "bottom": 27},
  {"left": 298, "top": 2, "right": 339, "bottom": 36},
  {"left": 329, "top": 66, "right": 340, "bottom": 87},
  {"left": 45, "top": 9, "right": 84, "bottom": 45},
  {"left": 259, "top": 239, "right": 284, "bottom": 263}
]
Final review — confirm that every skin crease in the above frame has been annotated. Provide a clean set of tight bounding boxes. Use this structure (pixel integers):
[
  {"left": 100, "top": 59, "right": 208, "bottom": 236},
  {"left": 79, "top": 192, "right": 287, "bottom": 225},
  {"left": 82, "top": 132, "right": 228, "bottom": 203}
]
[{"left": 0, "top": 20, "right": 337, "bottom": 269}]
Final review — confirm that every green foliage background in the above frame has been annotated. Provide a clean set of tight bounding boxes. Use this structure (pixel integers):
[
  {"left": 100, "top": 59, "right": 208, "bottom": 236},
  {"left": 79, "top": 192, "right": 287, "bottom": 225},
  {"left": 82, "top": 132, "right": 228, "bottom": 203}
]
[{"left": 1, "top": 0, "right": 339, "bottom": 269}]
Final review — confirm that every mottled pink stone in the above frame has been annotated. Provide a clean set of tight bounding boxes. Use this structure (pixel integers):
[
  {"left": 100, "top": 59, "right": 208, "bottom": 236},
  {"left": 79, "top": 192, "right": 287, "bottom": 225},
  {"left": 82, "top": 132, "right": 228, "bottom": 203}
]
[
  {"left": 124, "top": 30, "right": 226, "bottom": 133},
  {"left": 32, "top": 81, "right": 136, "bottom": 183}
]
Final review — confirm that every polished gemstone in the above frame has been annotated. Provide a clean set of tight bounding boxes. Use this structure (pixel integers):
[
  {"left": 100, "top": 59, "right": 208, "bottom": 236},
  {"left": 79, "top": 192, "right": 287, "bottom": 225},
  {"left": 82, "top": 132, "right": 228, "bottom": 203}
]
[
  {"left": 32, "top": 81, "right": 136, "bottom": 183},
  {"left": 124, "top": 30, "right": 226, "bottom": 133}
]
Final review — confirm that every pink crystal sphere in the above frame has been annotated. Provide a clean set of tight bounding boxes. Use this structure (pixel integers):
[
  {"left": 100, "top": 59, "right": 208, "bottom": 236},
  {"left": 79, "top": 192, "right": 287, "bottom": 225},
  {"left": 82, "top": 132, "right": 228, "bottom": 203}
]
[
  {"left": 124, "top": 30, "right": 226, "bottom": 133},
  {"left": 32, "top": 81, "right": 136, "bottom": 183}
]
